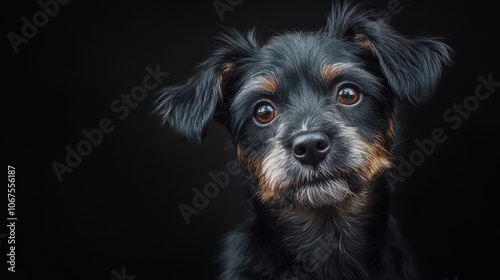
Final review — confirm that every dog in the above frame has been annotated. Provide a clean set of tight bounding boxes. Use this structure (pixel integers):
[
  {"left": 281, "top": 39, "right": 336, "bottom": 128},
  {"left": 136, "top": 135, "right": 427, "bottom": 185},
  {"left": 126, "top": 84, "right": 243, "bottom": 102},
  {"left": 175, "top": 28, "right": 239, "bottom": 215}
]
[{"left": 155, "top": 3, "right": 451, "bottom": 279}]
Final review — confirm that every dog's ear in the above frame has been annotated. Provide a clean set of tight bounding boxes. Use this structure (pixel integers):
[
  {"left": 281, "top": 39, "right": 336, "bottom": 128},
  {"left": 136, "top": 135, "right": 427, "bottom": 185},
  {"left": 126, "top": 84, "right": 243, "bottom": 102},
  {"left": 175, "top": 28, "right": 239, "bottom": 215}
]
[
  {"left": 155, "top": 29, "right": 260, "bottom": 142},
  {"left": 326, "top": 3, "right": 452, "bottom": 105}
]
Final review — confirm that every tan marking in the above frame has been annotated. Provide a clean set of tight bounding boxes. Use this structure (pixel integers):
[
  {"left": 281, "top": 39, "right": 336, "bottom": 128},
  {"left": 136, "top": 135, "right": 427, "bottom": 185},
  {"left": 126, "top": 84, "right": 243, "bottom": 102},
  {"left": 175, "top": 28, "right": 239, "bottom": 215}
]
[
  {"left": 257, "top": 139, "right": 290, "bottom": 204},
  {"left": 260, "top": 76, "right": 278, "bottom": 94},
  {"left": 354, "top": 33, "right": 374, "bottom": 51},
  {"left": 386, "top": 114, "right": 395, "bottom": 140},
  {"left": 361, "top": 140, "right": 392, "bottom": 180},
  {"left": 256, "top": 162, "right": 279, "bottom": 204},
  {"left": 236, "top": 143, "right": 254, "bottom": 174},
  {"left": 258, "top": 183, "right": 274, "bottom": 203},
  {"left": 321, "top": 63, "right": 352, "bottom": 83},
  {"left": 359, "top": 116, "right": 396, "bottom": 181},
  {"left": 236, "top": 142, "right": 273, "bottom": 202}
]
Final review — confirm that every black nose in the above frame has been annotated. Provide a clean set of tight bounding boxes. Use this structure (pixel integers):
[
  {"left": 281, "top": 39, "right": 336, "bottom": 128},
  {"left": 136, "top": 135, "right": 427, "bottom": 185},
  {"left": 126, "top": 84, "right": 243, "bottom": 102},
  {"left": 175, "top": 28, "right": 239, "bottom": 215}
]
[{"left": 292, "top": 131, "right": 330, "bottom": 167}]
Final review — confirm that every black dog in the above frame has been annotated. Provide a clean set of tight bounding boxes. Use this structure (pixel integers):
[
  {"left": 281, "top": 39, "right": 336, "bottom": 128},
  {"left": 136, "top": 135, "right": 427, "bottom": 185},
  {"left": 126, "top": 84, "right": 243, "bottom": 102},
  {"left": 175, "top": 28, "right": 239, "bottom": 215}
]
[{"left": 156, "top": 3, "right": 451, "bottom": 279}]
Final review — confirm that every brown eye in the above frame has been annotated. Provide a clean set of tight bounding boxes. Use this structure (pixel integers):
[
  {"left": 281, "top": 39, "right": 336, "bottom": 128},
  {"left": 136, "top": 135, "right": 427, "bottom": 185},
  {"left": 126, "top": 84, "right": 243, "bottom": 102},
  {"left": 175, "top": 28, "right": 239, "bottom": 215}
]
[
  {"left": 254, "top": 102, "right": 276, "bottom": 124},
  {"left": 337, "top": 86, "right": 360, "bottom": 105}
]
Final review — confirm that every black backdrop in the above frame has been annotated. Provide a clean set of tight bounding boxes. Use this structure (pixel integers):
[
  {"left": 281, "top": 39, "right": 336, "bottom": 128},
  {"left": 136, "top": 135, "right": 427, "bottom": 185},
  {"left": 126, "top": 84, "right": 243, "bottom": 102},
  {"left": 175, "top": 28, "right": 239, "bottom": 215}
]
[{"left": 3, "top": 0, "right": 500, "bottom": 279}]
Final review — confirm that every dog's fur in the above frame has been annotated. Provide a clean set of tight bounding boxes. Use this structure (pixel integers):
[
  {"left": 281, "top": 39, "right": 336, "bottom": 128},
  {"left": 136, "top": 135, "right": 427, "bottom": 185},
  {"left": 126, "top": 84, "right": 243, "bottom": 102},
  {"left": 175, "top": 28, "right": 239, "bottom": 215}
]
[{"left": 155, "top": 3, "right": 451, "bottom": 279}]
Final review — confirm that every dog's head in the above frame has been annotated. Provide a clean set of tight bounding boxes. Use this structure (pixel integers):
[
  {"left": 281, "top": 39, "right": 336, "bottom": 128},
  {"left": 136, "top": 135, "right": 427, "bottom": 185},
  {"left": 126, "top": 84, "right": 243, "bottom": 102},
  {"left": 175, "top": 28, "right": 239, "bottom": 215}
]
[{"left": 156, "top": 3, "right": 451, "bottom": 208}]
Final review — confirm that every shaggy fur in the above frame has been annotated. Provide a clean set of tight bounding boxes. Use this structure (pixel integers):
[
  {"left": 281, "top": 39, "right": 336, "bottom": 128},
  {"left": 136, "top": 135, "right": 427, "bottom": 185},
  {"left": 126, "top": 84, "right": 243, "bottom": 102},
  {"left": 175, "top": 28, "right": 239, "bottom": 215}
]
[{"left": 155, "top": 3, "right": 451, "bottom": 279}]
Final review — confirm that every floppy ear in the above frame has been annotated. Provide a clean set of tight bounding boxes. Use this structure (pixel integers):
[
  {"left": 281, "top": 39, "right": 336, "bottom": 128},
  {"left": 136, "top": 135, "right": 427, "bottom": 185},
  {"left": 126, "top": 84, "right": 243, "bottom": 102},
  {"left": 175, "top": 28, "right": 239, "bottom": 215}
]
[
  {"left": 326, "top": 3, "right": 452, "bottom": 105},
  {"left": 154, "top": 29, "right": 260, "bottom": 142},
  {"left": 359, "top": 21, "right": 452, "bottom": 104}
]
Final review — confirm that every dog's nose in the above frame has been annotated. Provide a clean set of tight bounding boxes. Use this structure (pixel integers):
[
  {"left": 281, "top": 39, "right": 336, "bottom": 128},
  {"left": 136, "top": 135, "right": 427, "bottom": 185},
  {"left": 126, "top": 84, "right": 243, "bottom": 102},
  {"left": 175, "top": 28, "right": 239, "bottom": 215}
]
[{"left": 292, "top": 131, "right": 330, "bottom": 167}]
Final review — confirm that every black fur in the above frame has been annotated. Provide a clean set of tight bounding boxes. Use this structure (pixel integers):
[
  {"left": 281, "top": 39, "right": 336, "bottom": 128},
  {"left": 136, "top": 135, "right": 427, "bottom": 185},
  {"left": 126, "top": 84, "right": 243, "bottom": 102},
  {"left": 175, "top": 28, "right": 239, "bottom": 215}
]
[{"left": 155, "top": 3, "right": 451, "bottom": 279}]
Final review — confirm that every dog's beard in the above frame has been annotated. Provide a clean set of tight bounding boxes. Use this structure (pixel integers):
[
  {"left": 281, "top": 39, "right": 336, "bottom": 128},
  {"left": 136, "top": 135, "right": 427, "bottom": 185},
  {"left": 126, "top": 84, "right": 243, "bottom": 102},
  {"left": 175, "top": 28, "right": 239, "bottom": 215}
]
[
  {"left": 255, "top": 122, "right": 367, "bottom": 208},
  {"left": 259, "top": 151, "right": 358, "bottom": 207},
  {"left": 293, "top": 179, "right": 353, "bottom": 207}
]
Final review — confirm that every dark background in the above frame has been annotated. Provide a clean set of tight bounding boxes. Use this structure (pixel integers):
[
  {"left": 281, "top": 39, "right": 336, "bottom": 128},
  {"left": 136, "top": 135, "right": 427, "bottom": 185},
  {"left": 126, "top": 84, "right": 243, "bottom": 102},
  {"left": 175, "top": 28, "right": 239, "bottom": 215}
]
[{"left": 3, "top": 0, "right": 500, "bottom": 279}]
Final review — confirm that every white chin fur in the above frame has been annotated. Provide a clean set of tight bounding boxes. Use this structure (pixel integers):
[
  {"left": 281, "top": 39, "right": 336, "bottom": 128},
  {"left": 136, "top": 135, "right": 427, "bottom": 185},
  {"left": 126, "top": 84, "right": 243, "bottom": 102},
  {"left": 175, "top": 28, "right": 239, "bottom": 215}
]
[{"left": 293, "top": 179, "right": 353, "bottom": 207}]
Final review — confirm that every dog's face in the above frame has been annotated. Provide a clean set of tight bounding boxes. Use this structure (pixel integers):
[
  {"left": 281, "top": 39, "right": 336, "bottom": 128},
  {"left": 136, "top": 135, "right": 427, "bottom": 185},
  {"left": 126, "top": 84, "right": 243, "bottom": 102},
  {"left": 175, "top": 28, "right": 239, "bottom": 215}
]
[
  {"left": 230, "top": 34, "right": 395, "bottom": 208},
  {"left": 156, "top": 5, "right": 451, "bottom": 209}
]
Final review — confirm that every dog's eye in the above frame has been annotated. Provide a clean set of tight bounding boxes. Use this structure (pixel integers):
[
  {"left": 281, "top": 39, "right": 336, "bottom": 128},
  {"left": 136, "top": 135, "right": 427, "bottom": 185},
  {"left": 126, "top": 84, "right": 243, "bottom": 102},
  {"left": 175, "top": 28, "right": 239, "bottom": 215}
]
[
  {"left": 254, "top": 102, "right": 276, "bottom": 124},
  {"left": 337, "top": 87, "right": 360, "bottom": 105}
]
